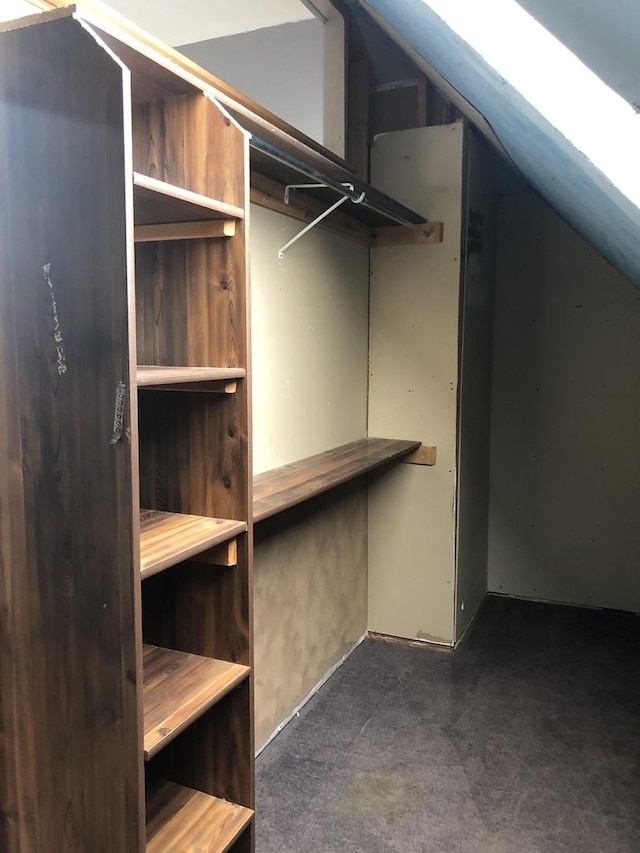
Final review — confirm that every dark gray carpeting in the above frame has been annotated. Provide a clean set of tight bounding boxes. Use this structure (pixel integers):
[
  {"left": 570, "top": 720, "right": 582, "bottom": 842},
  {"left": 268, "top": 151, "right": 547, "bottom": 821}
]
[{"left": 256, "top": 595, "right": 640, "bottom": 852}]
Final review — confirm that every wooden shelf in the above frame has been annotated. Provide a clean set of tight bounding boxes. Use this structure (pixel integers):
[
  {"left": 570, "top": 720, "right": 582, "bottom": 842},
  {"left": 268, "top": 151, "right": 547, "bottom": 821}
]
[
  {"left": 133, "top": 172, "right": 244, "bottom": 226},
  {"left": 253, "top": 438, "right": 422, "bottom": 523},
  {"left": 137, "top": 366, "right": 246, "bottom": 393},
  {"left": 146, "top": 779, "right": 253, "bottom": 852},
  {"left": 143, "top": 645, "right": 250, "bottom": 760},
  {"left": 140, "top": 510, "right": 247, "bottom": 580}
]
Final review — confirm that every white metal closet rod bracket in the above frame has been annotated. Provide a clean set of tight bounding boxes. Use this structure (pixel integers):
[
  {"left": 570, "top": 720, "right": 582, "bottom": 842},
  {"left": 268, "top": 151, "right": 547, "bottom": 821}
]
[{"left": 278, "top": 183, "right": 366, "bottom": 259}]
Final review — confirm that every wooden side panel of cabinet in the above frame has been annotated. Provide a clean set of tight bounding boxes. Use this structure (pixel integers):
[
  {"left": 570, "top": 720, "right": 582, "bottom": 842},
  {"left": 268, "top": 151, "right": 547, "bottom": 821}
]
[
  {"left": 132, "top": 93, "right": 245, "bottom": 208},
  {"left": 0, "top": 18, "right": 142, "bottom": 852},
  {"left": 135, "top": 235, "right": 245, "bottom": 369}
]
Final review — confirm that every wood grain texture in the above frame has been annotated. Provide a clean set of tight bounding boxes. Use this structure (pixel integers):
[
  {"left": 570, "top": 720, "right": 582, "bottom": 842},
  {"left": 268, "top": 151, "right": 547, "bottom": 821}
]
[
  {"left": 148, "top": 677, "right": 253, "bottom": 809},
  {"left": 138, "top": 394, "right": 248, "bottom": 523},
  {"left": 134, "top": 93, "right": 254, "bottom": 825},
  {"left": 0, "top": 15, "right": 142, "bottom": 851},
  {"left": 253, "top": 438, "right": 421, "bottom": 522},
  {"left": 135, "top": 237, "right": 244, "bottom": 370},
  {"left": 146, "top": 779, "right": 253, "bottom": 852},
  {"left": 143, "top": 644, "right": 249, "bottom": 759},
  {"left": 137, "top": 365, "right": 245, "bottom": 392},
  {"left": 140, "top": 510, "right": 246, "bottom": 580},
  {"left": 132, "top": 94, "right": 245, "bottom": 209},
  {"left": 133, "top": 172, "right": 244, "bottom": 225},
  {"left": 134, "top": 219, "right": 236, "bottom": 242}
]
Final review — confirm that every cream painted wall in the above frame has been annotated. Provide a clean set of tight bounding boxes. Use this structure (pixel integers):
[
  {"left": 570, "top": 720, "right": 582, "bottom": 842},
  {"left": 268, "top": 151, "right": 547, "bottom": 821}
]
[
  {"left": 368, "top": 124, "right": 464, "bottom": 645},
  {"left": 488, "top": 190, "right": 640, "bottom": 612},
  {"left": 251, "top": 204, "right": 369, "bottom": 474},
  {"left": 250, "top": 204, "right": 370, "bottom": 747},
  {"left": 454, "top": 130, "right": 497, "bottom": 640}
]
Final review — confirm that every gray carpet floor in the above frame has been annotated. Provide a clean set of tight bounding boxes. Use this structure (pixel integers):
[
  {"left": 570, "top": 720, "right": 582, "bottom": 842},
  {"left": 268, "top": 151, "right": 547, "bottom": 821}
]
[{"left": 255, "top": 595, "right": 640, "bottom": 852}]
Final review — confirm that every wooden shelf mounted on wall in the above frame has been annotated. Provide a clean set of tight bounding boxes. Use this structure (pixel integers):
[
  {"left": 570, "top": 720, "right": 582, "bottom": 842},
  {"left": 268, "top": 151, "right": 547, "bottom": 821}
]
[{"left": 253, "top": 437, "right": 433, "bottom": 522}]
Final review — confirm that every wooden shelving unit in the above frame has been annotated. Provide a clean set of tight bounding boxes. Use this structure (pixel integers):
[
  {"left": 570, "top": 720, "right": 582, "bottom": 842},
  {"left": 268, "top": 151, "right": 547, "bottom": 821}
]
[
  {"left": 0, "top": 7, "right": 253, "bottom": 851},
  {"left": 253, "top": 438, "right": 423, "bottom": 522},
  {"left": 143, "top": 645, "right": 250, "bottom": 759},
  {"left": 146, "top": 780, "right": 253, "bottom": 853},
  {"left": 140, "top": 511, "right": 247, "bottom": 579}
]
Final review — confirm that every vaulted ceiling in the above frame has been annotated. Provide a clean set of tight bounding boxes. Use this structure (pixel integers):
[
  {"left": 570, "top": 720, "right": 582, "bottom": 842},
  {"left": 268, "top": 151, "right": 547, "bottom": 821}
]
[{"left": 360, "top": 0, "right": 640, "bottom": 288}]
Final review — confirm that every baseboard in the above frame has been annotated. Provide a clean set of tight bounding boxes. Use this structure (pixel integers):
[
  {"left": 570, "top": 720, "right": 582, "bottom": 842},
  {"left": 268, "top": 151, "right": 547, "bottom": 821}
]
[
  {"left": 487, "top": 590, "right": 633, "bottom": 613},
  {"left": 255, "top": 631, "right": 367, "bottom": 756}
]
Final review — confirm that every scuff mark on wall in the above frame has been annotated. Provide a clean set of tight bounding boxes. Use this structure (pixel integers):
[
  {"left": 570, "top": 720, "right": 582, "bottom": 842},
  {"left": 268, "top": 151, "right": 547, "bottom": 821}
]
[{"left": 415, "top": 630, "right": 452, "bottom": 646}]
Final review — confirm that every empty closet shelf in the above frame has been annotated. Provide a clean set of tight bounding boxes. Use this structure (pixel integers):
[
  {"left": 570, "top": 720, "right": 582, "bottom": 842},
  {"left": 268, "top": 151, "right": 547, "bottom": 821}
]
[
  {"left": 143, "top": 645, "right": 250, "bottom": 760},
  {"left": 133, "top": 172, "right": 244, "bottom": 225},
  {"left": 146, "top": 779, "right": 253, "bottom": 852},
  {"left": 253, "top": 437, "right": 422, "bottom": 522},
  {"left": 140, "top": 510, "right": 246, "bottom": 579},
  {"left": 137, "top": 365, "right": 245, "bottom": 392}
]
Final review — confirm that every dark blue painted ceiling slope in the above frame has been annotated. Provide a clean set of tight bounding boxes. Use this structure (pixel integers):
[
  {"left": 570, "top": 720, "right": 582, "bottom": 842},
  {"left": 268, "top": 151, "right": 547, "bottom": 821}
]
[{"left": 361, "top": 0, "right": 640, "bottom": 288}]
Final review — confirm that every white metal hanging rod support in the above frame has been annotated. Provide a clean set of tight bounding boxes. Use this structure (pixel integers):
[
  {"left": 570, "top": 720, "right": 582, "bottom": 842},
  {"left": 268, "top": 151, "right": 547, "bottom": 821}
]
[{"left": 278, "top": 182, "right": 366, "bottom": 259}]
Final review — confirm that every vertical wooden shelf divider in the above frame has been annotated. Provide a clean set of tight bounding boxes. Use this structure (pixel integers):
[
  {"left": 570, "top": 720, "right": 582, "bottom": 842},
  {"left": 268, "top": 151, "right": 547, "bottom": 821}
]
[{"left": 1, "top": 7, "right": 253, "bottom": 851}]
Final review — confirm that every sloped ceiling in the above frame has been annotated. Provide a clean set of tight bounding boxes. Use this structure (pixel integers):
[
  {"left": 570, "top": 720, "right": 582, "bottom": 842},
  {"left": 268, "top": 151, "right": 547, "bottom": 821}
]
[
  {"left": 517, "top": 0, "right": 640, "bottom": 111},
  {"left": 359, "top": 0, "right": 640, "bottom": 289}
]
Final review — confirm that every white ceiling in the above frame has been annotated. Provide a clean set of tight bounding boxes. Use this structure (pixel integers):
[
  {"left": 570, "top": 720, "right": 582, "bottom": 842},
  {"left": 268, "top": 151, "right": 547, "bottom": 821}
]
[
  {"left": 102, "top": 0, "right": 314, "bottom": 45},
  {"left": 0, "top": 1, "right": 43, "bottom": 21}
]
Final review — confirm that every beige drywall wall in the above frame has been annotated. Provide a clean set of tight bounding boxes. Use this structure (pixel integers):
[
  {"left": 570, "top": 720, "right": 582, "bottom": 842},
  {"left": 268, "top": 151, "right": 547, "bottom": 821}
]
[
  {"left": 488, "top": 190, "right": 640, "bottom": 612},
  {"left": 254, "top": 484, "right": 367, "bottom": 750},
  {"left": 368, "top": 124, "right": 464, "bottom": 645},
  {"left": 250, "top": 204, "right": 370, "bottom": 747},
  {"left": 454, "top": 130, "right": 497, "bottom": 640},
  {"left": 251, "top": 204, "right": 369, "bottom": 474}
]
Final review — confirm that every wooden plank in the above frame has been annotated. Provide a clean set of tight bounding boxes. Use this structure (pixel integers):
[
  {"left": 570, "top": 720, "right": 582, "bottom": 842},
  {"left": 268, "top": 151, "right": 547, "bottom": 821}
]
[
  {"left": 146, "top": 779, "right": 253, "bottom": 853},
  {"left": 134, "top": 220, "right": 236, "bottom": 242},
  {"left": 142, "top": 645, "right": 249, "bottom": 760},
  {"left": 253, "top": 438, "right": 421, "bottom": 523},
  {"left": 137, "top": 366, "right": 244, "bottom": 394},
  {"left": 371, "top": 222, "right": 444, "bottom": 246},
  {"left": 139, "top": 510, "right": 246, "bottom": 580},
  {"left": 401, "top": 445, "right": 437, "bottom": 466},
  {"left": 133, "top": 172, "right": 244, "bottom": 226},
  {"left": 0, "top": 15, "right": 142, "bottom": 850},
  {"left": 250, "top": 172, "right": 371, "bottom": 247}
]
